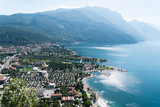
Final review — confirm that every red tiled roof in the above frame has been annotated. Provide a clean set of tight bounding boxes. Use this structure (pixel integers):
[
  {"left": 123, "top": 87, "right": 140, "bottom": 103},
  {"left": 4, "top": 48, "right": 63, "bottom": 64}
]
[
  {"left": 61, "top": 97, "right": 74, "bottom": 101},
  {"left": 51, "top": 93, "right": 62, "bottom": 97},
  {"left": 0, "top": 76, "right": 6, "bottom": 81}
]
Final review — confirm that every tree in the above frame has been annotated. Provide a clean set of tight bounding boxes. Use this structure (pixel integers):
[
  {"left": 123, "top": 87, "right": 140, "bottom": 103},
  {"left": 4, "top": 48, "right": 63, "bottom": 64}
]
[
  {"left": 90, "top": 93, "right": 96, "bottom": 102},
  {"left": 74, "top": 100, "right": 80, "bottom": 105},
  {"left": 75, "top": 80, "right": 84, "bottom": 91},
  {"left": 53, "top": 97, "right": 59, "bottom": 107},
  {"left": 99, "top": 58, "right": 103, "bottom": 65},
  {"left": 53, "top": 103, "right": 59, "bottom": 107},
  {"left": 84, "top": 100, "right": 92, "bottom": 107},
  {"left": 38, "top": 98, "right": 52, "bottom": 107},
  {"left": 1, "top": 78, "right": 38, "bottom": 107}
]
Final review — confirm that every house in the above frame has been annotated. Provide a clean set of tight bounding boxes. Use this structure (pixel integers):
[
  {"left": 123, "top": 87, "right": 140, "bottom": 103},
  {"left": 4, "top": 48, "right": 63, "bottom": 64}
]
[
  {"left": 68, "top": 87, "right": 79, "bottom": 97},
  {"left": 39, "top": 70, "right": 48, "bottom": 78},
  {"left": 12, "top": 57, "right": 19, "bottom": 62},
  {"left": 84, "top": 64, "right": 92, "bottom": 70},
  {"left": 12, "top": 62, "right": 20, "bottom": 68},
  {"left": 43, "top": 90, "right": 55, "bottom": 98},
  {"left": 10, "top": 66, "right": 16, "bottom": 70},
  {"left": 69, "top": 90, "right": 77, "bottom": 96},
  {"left": 61, "top": 96, "right": 75, "bottom": 102},
  {"left": 51, "top": 93, "right": 62, "bottom": 100},
  {"left": 33, "top": 67, "right": 39, "bottom": 71},
  {"left": 0, "top": 76, "right": 6, "bottom": 85}
]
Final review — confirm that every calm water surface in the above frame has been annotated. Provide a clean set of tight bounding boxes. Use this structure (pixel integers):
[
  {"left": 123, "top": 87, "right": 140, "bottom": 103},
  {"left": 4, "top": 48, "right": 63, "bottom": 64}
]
[{"left": 66, "top": 41, "right": 160, "bottom": 107}]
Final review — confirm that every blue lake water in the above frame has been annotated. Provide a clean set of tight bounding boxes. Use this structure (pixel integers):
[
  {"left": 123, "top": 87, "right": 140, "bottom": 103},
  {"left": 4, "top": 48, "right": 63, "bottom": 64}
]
[{"left": 66, "top": 41, "right": 160, "bottom": 107}]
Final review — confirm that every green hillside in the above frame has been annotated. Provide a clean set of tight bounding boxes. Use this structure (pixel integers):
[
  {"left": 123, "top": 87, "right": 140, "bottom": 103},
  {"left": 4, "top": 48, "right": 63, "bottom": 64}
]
[{"left": 0, "top": 7, "right": 145, "bottom": 45}]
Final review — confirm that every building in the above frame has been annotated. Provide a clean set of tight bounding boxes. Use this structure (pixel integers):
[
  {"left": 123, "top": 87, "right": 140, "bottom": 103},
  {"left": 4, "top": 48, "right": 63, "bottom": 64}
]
[
  {"left": 84, "top": 64, "right": 92, "bottom": 70},
  {"left": 51, "top": 93, "right": 62, "bottom": 100},
  {"left": 45, "top": 83, "right": 56, "bottom": 89},
  {"left": 69, "top": 90, "right": 77, "bottom": 96},
  {"left": 33, "top": 67, "right": 39, "bottom": 71},
  {"left": 12, "top": 62, "right": 20, "bottom": 68},
  {"left": 0, "top": 76, "right": 6, "bottom": 85},
  {"left": 39, "top": 70, "right": 48, "bottom": 78},
  {"left": 10, "top": 66, "right": 16, "bottom": 70},
  {"left": 61, "top": 96, "right": 75, "bottom": 102},
  {"left": 12, "top": 57, "right": 19, "bottom": 62},
  {"left": 43, "top": 90, "right": 55, "bottom": 98}
]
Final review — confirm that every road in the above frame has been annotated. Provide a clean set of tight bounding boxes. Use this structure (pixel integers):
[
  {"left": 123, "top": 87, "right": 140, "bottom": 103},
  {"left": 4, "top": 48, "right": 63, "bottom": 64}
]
[{"left": 0, "top": 54, "right": 16, "bottom": 72}]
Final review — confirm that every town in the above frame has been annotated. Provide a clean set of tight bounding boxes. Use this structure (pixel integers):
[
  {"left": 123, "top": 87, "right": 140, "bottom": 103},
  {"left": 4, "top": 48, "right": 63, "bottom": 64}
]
[{"left": 0, "top": 43, "right": 111, "bottom": 107}]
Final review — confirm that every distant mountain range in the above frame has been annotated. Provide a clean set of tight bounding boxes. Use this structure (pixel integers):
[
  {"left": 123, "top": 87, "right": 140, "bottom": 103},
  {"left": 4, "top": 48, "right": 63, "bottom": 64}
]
[
  {"left": 0, "top": 6, "right": 160, "bottom": 45},
  {"left": 129, "top": 20, "right": 160, "bottom": 40}
]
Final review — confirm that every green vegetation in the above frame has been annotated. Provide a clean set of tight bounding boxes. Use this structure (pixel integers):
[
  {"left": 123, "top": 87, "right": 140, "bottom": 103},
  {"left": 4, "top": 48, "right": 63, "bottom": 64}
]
[
  {"left": 75, "top": 80, "right": 84, "bottom": 91},
  {"left": 49, "top": 62, "right": 72, "bottom": 70},
  {"left": 49, "top": 62, "right": 84, "bottom": 71},
  {"left": 63, "top": 101, "right": 73, "bottom": 107},
  {"left": 82, "top": 90, "right": 92, "bottom": 107},
  {"left": 22, "top": 67, "right": 33, "bottom": 72},
  {"left": 1, "top": 78, "right": 38, "bottom": 107},
  {"left": 38, "top": 98, "right": 52, "bottom": 107},
  {"left": 98, "top": 65, "right": 112, "bottom": 70},
  {"left": 60, "top": 87, "right": 70, "bottom": 96},
  {"left": 0, "top": 26, "right": 54, "bottom": 46},
  {"left": 90, "top": 93, "right": 96, "bottom": 102},
  {"left": 52, "top": 97, "right": 60, "bottom": 107},
  {"left": 74, "top": 100, "right": 80, "bottom": 105}
]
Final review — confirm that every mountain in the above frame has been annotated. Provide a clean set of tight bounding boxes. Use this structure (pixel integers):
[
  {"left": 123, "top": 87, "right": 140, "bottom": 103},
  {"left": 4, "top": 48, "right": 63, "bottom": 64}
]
[
  {"left": 0, "top": 6, "right": 145, "bottom": 45},
  {"left": 76, "top": 6, "right": 144, "bottom": 41},
  {"left": 129, "top": 20, "right": 160, "bottom": 40},
  {"left": 0, "top": 26, "right": 51, "bottom": 45},
  {"left": 148, "top": 24, "right": 160, "bottom": 32}
]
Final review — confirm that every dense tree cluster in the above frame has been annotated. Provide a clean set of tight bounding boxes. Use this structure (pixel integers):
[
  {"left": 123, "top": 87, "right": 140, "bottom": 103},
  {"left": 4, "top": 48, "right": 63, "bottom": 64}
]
[
  {"left": 1, "top": 78, "right": 38, "bottom": 107},
  {"left": 82, "top": 90, "right": 92, "bottom": 107}
]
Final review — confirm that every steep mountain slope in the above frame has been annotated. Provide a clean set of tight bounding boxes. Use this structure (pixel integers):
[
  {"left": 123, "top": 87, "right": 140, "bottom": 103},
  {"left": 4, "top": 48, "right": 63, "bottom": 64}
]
[
  {"left": 129, "top": 20, "right": 160, "bottom": 40},
  {"left": 33, "top": 11, "right": 137, "bottom": 43},
  {"left": 76, "top": 6, "right": 144, "bottom": 41},
  {"left": 0, "top": 26, "right": 63, "bottom": 45},
  {"left": 0, "top": 7, "right": 145, "bottom": 45}
]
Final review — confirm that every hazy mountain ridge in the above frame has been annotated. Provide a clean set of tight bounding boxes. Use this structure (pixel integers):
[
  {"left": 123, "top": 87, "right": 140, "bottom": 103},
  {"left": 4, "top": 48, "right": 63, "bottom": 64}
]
[
  {"left": 129, "top": 20, "right": 160, "bottom": 40},
  {"left": 1, "top": 6, "right": 156, "bottom": 45}
]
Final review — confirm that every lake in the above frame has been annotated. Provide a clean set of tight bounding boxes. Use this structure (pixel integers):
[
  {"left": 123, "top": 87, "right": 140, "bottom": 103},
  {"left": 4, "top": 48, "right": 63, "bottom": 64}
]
[{"left": 66, "top": 41, "right": 160, "bottom": 107}]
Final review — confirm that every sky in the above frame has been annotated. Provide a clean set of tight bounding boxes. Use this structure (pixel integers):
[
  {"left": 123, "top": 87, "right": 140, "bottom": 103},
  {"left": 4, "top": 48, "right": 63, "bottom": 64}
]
[{"left": 0, "top": 0, "right": 160, "bottom": 27}]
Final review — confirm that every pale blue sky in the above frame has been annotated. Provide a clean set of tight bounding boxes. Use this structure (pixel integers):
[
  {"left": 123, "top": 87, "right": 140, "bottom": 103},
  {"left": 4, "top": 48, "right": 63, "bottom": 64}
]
[{"left": 0, "top": 0, "right": 160, "bottom": 26}]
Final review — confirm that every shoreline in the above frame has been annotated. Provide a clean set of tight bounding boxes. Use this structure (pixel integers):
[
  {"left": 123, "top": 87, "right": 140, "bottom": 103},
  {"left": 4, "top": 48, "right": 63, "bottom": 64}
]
[
  {"left": 82, "top": 74, "right": 110, "bottom": 107},
  {"left": 85, "top": 66, "right": 128, "bottom": 77}
]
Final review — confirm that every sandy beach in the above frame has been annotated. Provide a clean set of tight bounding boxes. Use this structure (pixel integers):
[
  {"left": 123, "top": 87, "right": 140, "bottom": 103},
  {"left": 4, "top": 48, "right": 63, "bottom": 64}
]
[{"left": 82, "top": 75, "right": 110, "bottom": 107}]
